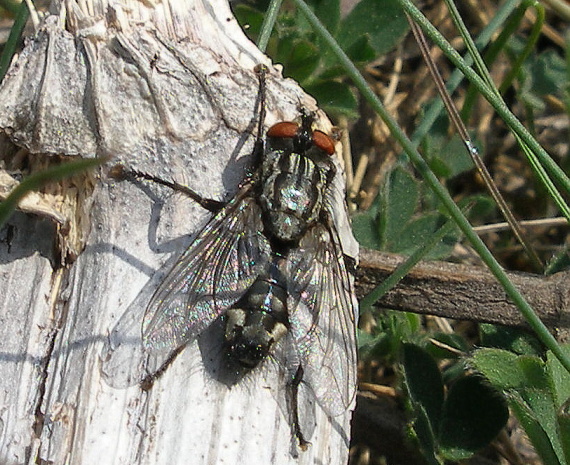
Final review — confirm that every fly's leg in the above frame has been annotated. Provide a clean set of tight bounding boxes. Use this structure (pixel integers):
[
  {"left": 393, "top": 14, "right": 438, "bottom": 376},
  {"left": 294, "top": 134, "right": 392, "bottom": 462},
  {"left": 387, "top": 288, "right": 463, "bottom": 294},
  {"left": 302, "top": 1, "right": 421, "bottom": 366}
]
[
  {"left": 140, "top": 344, "right": 186, "bottom": 391},
  {"left": 251, "top": 64, "right": 268, "bottom": 167},
  {"left": 109, "top": 164, "right": 226, "bottom": 213},
  {"left": 289, "top": 364, "right": 310, "bottom": 451},
  {"left": 343, "top": 253, "right": 357, "bottom": 276}
]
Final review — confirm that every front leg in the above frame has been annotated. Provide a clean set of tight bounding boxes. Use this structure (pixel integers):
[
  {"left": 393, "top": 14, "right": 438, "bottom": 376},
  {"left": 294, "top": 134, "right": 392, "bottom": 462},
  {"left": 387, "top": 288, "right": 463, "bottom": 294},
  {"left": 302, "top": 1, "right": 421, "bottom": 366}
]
[{"left": 109, "top": 164, "right": 226, "bottom": 213}]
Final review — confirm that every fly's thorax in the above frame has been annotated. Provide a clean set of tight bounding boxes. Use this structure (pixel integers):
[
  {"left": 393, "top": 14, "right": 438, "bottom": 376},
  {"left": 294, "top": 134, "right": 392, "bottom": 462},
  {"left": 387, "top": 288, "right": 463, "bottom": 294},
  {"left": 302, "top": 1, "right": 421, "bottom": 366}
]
[
  {"left": 260, "top": 143, "right": 332, "bottom": 243},
  {"left": 224, "top": 275, "right": 289, "bottom": 369}
]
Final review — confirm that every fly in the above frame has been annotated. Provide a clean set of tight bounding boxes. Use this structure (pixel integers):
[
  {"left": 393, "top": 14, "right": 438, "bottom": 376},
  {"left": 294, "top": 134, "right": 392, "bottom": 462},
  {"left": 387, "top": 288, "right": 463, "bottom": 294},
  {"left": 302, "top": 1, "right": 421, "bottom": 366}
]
[{"left": 106, "top": 65, "right": 358, "bottom": 450}]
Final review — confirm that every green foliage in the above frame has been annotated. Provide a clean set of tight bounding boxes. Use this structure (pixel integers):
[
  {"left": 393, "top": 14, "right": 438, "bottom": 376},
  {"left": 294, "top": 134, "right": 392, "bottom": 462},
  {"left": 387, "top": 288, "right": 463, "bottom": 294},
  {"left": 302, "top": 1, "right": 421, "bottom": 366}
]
[
  {"left": 545, "top": 248, "right": 570, "bottom": 275},
  {"left": 470, "top": 345, "right": 570, "bottom": 465},
  {"left": 403, "top": 344, "right": 509, "bottom": 462},
  {"left": 335, "top": 0, "right": 408, "bottom": 57},
  {"left": 479, "top": 324, "right": 545, "bottom": 356},
  {"left": 358, "top": 309, "right": 422, "bottom": 363},
  {"left": 420, "top": 114, "right": 478, "bottom": 178},
  {"left": 438, "top": 376, "right": 509, "bottom": 459},
  {"left": 508, "top": 38, "right": 569, "bottom": 112},
  {"left": 352, "top": 166, "right": 492, "bottom": 259},
  {"left": 233, "top": 0, "right": 408, "bottom": 117}
]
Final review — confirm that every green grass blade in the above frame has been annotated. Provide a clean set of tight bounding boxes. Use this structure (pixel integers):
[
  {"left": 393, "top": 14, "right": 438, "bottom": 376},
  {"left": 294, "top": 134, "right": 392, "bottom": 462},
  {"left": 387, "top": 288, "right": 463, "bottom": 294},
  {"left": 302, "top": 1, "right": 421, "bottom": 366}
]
[
  {"left": 257, "top": 0, "right": 284, "bottom": 53},
  {"left": 0, "top": 1, "right": 29, "bottom": 82}
]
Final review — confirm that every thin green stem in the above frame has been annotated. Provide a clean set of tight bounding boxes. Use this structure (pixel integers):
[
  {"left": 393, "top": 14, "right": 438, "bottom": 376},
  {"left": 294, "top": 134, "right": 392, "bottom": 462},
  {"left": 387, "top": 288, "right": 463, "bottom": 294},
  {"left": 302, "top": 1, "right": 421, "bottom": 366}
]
[
  {"left": 444, "top": 0, "right": 569, "bottom": 224},
  {"left": 0, "top": 1, "right": 29, "bottom": 82},
  {"left": 257, "top": 0, "right": 284, "bottom": 53},
  {"left": 444, "top": 0, "right": 496, "bottom": 93},
  {"left": 499, "top": 1, "right": 544, "bottom": 94},
  {"left": 412, "top": 0, "right": 519, "bottom": 144},
  {"left": 360, "top": 209, "right": 465, "bottom": 310},
  {"left": 399, "top": 0, "right": 570, "bottom": 201},
  {"left": 461, "top": 1, "right": 528, "bottom": 118},
  {"left": 435, "top": 2, "right": 543, "bottom": 271}
]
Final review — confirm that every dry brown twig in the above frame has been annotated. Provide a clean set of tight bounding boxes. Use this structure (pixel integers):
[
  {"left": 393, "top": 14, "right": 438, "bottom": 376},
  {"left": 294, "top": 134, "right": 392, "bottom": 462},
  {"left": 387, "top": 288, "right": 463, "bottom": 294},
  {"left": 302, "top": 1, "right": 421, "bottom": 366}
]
[{"left": 357, "top": 248, "right": 570, "bottom": 342}]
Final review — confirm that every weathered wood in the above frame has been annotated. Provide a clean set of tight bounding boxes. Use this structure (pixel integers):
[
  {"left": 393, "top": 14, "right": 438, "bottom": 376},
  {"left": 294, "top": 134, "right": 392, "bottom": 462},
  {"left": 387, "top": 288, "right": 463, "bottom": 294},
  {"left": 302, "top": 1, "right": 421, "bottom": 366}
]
[
  {"left": 0, "top": 1, "right": 356, "bottom": 464},
  {"left": 0, "top": 213, "right": 57, "bottom": 464}
]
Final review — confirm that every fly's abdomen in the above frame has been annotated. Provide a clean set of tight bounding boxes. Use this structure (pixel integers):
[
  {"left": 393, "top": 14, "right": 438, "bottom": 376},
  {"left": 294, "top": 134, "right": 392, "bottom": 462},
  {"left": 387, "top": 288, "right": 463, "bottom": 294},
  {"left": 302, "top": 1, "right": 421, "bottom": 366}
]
[{"left": 224, "top": 273, "right": 288, "bottom": 369}]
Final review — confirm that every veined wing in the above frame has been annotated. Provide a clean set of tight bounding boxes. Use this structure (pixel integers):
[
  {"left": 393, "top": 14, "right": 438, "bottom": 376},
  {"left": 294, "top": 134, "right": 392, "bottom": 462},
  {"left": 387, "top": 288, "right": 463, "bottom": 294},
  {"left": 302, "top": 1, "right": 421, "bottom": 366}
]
[
  {"left": 143, "top": 186, "right": 270, "bottom": 353},
  {"left": 287, "top": 222, "right": 357, "bottom": 417}
]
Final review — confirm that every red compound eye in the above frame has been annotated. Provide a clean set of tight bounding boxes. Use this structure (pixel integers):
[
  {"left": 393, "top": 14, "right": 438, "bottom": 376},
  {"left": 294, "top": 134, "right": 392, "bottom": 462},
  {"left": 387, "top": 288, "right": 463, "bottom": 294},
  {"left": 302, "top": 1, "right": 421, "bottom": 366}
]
[
  {"left": 312, "top": 130, "right": 336, "bottom": 155},
  {"left": 267, "top": 121, "right": 336, "bottom": 155},
  {"left": 267, "top": 122, "right": 299, "bottom": 139}
]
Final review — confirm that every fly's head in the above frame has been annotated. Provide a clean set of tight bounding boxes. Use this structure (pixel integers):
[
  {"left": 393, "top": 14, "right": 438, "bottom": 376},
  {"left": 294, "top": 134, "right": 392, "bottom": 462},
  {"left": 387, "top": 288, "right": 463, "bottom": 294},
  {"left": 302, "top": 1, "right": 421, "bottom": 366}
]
[{"left": 266, "top": 109, "right": 336, "bottom": 164}]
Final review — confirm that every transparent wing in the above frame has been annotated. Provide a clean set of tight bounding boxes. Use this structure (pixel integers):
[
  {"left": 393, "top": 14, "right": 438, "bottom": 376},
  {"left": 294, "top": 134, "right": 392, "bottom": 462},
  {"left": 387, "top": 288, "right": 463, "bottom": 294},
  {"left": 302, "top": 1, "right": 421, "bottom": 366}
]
[
  {"left": 143, "top": 188, "right": 270, "bottom": 354},
  {"left": 286, "top": 223, "right": 357, "bottom": 417}
]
